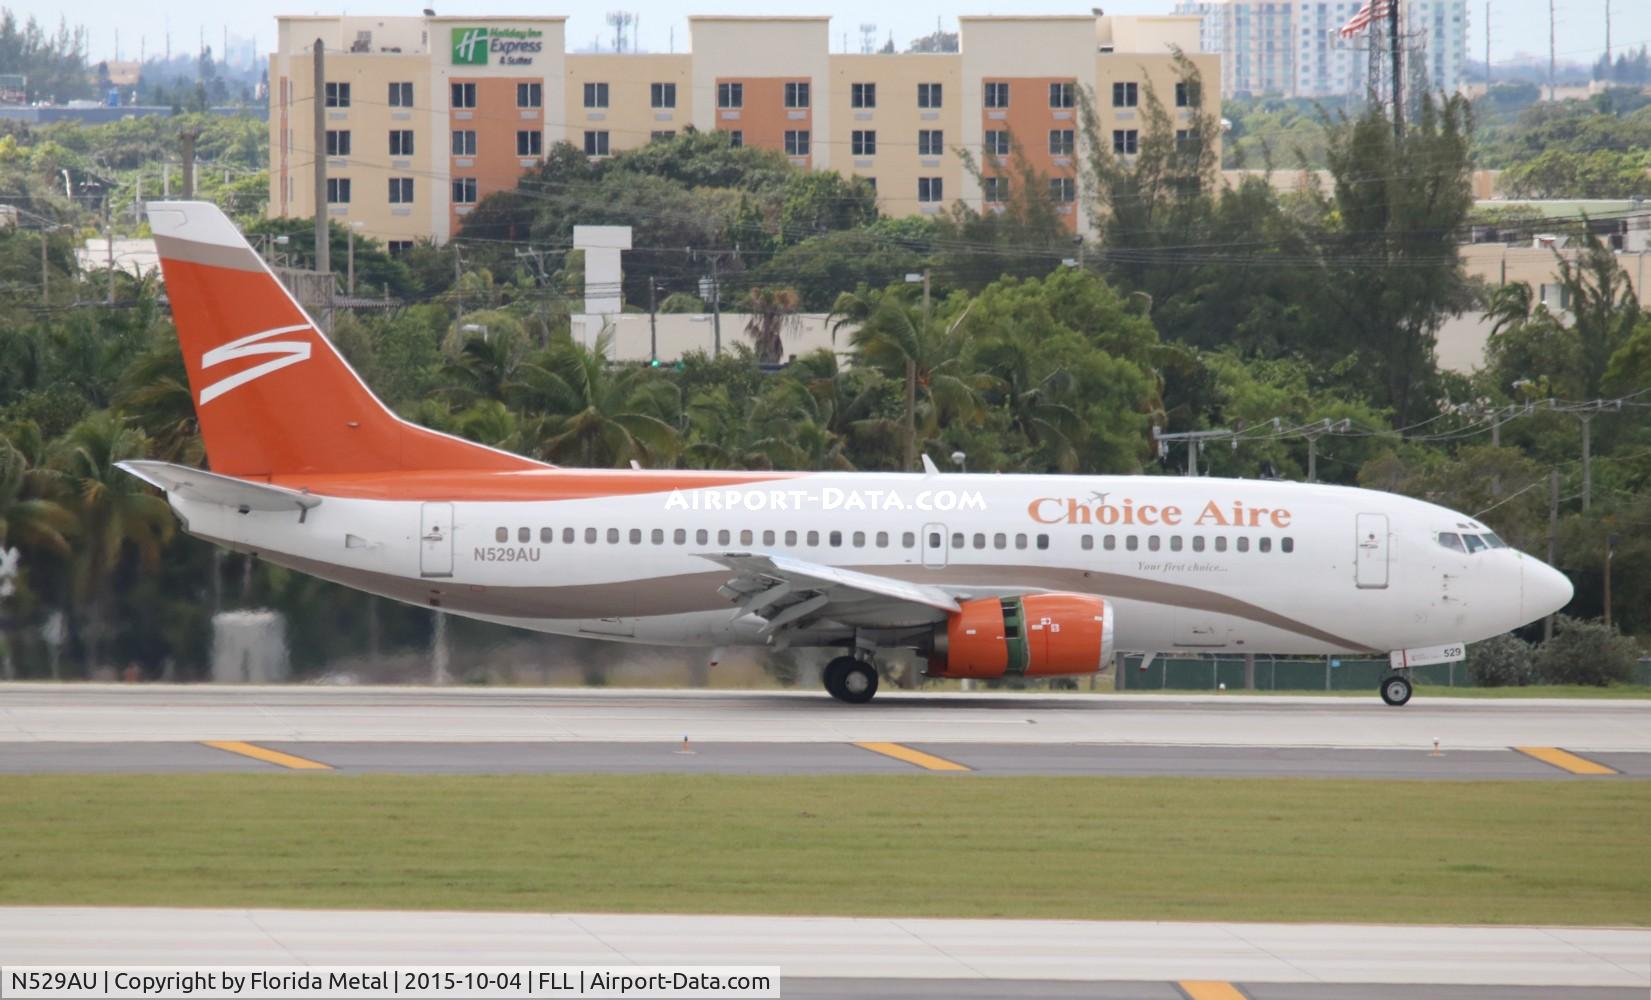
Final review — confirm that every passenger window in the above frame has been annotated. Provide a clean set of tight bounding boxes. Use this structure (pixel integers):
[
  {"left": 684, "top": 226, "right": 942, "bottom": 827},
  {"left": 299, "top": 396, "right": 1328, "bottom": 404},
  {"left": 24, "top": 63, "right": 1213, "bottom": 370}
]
[
  {"left": 1081, "top": 535, "right": 1094, "bottom": 551},
  {"left": 952, "top": 532, "right": 965, "bottom": 549},
  {"left": 974, "top": 533, "right": 986, "bottom": 549},
  {"left": 903, "top": 532, "right": 916, "bottom": 548},
  {"left": 674, "top": 528, "right": 686, "bottom": 544},
  {"left": 518, "top": 527, "right": 530, "bottom": 543},
  {"left": 585, "top": 527, "right": 598, "bottom": 544},
  {"left": 785, "top": 530, "right": 798, "bottom": 546},
  {"left": 808, "top": 531, "right": 820, "bottom": 546},
  {"left": 876, "top": 531, "right": 889, "bottom": 547},
  {"left": 629, "top": 528, "right": 642, "bottom": 544},
  {"left": 563, "top": 527, "right": 575, "bottom": 544},
  {"left": 495, "top": 527, "right": 507, "bottom": 543},
  {"left": 540, "top": 527, "right": 553, "bottom": 543},
  {"left": 1104, "top": 535, "right": 1116, "bottom": 551},
  {"left": 1192, "top": 536, "right": 1204, "bottom": 552},
  {"left": 1036, "top": 534, "right": 1049, "bottom": 550},
  {"left": 1259, "top": 536, "right": 1271, "bottom": 553},
  {"left": 1148, "top": 535, "right": 1161, "bottom": 552},
  {"left": 1015, "top": 533, "right": 1027, "bottom": 550},
  {"left": 1214, "top": 536, "right": 1227, "bottom": 552},
  {"left": 763, "top": 530, "right": 776, "bottom": 546},
  {"left": 1437, "top": 532, "right": 1465, "bottom": 553},
  {"left": 1463, "top": 534, "right": 1488, "bottom": 554},
  {"left": 740, "top": 529, "right": 753, "bottom": 545},
  {"left": 696, "top": 529, "right": 709, "bottom": 545},
  {"left": 1237, "top": 536, "right": 1249, "bottom": 552},
  {"left": 1170, "top": 536, "right": 1183, "bottom": 552},
  {"left": 1126, "top": 535, "right": 1139, "bottom": 551},
  {"left": 651, "top": 528, "right": 664, "bottom": 544},
  {"left": 994, "top": 533, "right": 1006, "bottom": 549},
  {"left": 1281, "top": 536, "right": 1293, "bottom": 553},
  {"left": 831, "top": 531, "right": 844, "bottom": 547},
  {"left": 853, "top": 531, "right": 866, "bottom": 547},
  {"left": 607, "top": 528, "right": 620, "bottom": 544},
  {"left": 929, "top": 531, "right": 942, "bottom": 549},
  {"left": 718, "top": 529, "right": 731, "bottom": 545}
]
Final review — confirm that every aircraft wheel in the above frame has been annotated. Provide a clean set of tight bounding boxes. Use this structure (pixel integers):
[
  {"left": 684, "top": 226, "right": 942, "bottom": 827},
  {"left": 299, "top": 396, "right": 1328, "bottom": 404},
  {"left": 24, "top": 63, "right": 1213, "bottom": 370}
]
[
  {"left": 824, "top": 656, "right": 878, "bottom": 704},
  {"left": 823, "top": 655, "right": 856, "bottom": 701},
  {"left": 1380, "top": 673, "right": 1413, "bottom": 707}
]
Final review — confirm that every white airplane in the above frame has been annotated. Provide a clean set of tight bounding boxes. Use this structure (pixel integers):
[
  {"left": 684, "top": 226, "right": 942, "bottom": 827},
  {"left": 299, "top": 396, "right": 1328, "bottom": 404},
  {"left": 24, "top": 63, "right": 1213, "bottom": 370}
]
[{"left": 120, "top": 202, "right": 1573, "bottom": 706}]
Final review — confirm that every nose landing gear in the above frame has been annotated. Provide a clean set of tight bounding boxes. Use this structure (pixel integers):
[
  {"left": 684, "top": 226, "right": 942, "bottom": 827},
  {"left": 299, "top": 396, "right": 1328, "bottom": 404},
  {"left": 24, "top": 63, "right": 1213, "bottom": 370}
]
[
  {"left": 824, "top": 655, "right": 879, "bottom": 704},
  {"left": 1379, "top": 672, "right": 1413, "bottom": 707}
]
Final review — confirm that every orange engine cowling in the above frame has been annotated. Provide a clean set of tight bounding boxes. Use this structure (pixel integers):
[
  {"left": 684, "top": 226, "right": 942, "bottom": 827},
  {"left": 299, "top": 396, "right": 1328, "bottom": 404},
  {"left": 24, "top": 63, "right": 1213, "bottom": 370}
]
[{"left": 928, "top": 594, "right": 1114, "bottom": 679}]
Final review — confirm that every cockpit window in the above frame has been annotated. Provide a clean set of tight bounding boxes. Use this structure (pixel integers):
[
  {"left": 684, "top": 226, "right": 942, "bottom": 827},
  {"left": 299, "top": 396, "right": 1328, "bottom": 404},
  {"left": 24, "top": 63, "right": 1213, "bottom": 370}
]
[
  {"left": 1482, "top": 532, "right": 1508, "bottom": 549},
  {"left": 1437, "top": 532, "right": 1466, "bottom": 553},
  {"left": 1463, "top": 534, "right": 1488, "bottom": 554}
]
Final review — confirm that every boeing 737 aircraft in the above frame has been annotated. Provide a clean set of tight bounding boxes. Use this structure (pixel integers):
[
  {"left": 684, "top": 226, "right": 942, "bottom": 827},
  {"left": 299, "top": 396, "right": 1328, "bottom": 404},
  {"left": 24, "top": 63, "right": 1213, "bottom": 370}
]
[{"left": 120, "top": 202, "right": 1573, "bottom": 705}]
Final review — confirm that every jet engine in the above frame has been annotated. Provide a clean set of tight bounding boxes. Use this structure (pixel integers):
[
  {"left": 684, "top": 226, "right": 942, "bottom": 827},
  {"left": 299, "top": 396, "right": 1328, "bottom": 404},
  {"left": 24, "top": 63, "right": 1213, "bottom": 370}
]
[{"left": 927, "top": 594, "right": 1114, "bottom": 679}]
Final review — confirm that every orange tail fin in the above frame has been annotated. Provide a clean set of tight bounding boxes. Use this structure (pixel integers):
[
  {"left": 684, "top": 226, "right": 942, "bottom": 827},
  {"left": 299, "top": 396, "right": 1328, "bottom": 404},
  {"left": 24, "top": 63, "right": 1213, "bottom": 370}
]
[{"left": 147, "top": 201, "right": 544, "bottom": 477}]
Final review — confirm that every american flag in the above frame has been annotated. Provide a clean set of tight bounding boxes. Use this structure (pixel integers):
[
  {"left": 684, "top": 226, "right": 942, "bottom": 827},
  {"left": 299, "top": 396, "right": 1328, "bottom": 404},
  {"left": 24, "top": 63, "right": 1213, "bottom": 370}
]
[{"left": 1339, "top": 0, "right": 1396, "bottom": 38}]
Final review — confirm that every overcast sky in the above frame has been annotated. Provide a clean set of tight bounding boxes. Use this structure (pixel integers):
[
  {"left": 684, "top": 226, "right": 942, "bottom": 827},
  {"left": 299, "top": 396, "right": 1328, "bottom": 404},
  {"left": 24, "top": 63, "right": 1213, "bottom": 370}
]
[{"left": 30, "top": 0, "right": 1642, "bottom": 71}]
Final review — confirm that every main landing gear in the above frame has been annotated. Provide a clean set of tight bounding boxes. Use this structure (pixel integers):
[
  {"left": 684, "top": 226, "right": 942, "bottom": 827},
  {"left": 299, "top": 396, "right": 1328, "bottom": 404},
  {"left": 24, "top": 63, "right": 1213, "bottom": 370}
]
[
  {"left": 824, "top": 655, "right": 879, "bottom": 704},
  {"left": 1379, "top": 672, "right": 1413, "bottom": 707}
]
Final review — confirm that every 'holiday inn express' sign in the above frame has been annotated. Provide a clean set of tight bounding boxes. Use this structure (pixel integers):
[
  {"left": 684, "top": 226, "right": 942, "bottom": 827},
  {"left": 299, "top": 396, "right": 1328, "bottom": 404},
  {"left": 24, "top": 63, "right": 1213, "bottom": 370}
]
[{"left": 451, "top": 27, "right": 545, "bottom": 66}]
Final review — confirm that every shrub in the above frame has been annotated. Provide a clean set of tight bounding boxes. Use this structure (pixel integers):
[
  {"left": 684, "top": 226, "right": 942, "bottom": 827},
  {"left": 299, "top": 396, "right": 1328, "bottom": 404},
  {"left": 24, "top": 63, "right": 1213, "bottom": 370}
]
[
  {"left": 659, "top": 291, "right": 705, "bottom": 313},
  {"left": 1467, "top": 632, "right": 1536, "bottom": 687},
  {"left": 1532, "top": 615, "right": 1638, "bottom": 686}
]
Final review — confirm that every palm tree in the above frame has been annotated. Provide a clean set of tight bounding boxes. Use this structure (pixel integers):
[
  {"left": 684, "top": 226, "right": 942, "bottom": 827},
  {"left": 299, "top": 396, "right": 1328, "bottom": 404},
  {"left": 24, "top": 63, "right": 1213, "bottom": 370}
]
[
  {"left": 519, "top": 329, "right": 680, "bottom": 467},
  {"left": 850, "top": 297, "right": 993, "bottom": 470},
  {"left": 114, "top": 335, "right": 202, "bottom": 466},
  {"left": 50, "top": 412, "right": 175, "bottom": 674},
  {"left": 743, "top": 286, "right": 801, "bottom": 364},
  {"left": 0, "top": 434, "right": 74, "bottom": 680},
  {"left": 973, "top": 320, "right": 1085, "bottom": 472}
]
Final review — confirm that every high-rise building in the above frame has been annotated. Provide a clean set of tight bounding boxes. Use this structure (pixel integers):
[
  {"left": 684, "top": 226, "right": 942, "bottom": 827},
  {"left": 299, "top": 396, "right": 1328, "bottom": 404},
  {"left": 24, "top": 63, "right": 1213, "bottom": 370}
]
[
  {"left": 1172, "top": 0, "right": 1466, "bottom": 100},
  {"left": 268, "top": 12, "right": 1218, "bottom": 245}
]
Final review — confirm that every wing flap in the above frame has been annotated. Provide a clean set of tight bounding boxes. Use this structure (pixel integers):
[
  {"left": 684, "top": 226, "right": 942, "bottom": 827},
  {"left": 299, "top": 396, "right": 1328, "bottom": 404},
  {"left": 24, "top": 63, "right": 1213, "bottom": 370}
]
[
  {"left": 118, "top": 459, "right": 321, "bottom": 514},
  {"left": 703, "top": 552, "right": 960, "bottom": 642}
]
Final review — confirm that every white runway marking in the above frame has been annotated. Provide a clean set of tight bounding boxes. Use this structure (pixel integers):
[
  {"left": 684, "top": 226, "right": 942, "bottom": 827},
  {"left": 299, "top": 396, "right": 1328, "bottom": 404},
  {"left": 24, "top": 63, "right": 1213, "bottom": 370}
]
[
  {"left": 0, "top": 908, "right": 1645, "bottom": 988},
  {"left": 2, "top": 685, "right": 1649, "bottom": 752}
]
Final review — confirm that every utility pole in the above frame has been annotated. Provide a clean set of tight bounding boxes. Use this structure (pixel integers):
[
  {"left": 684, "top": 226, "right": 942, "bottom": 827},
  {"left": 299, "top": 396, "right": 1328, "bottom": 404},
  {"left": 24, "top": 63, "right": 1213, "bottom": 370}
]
[
  {"left": 1604, "top": 0, "right": 1611, "bottom": 75},
  {"left": 1544, "top": 469, "right": 1558, "bottom": 641},
  {"left": 647, "top": 277, "right": 658, "bottom": 364},
  {"left": 179, "top": 128, "right": 198, "bottom": 198},
  {"left": 346, "top": 224, "right": 355, "bottom": 295},
  {"left": 1579, "top": 411, "right": 1593, "bottom": 511},
  {"left": 912, "top": 270, "right": 929, "bottom": 472},
  {"left": 1389, "top": 0, "right": 1403, "bottom": 138},
  {"left": 1602, "top": 534, "right": 1616, "bottom": 627},
  {"left": 39, "top": 230, "right": 48, "bottom": 306},
  {"left": 104, "top": 199, "right": 115, "bottom": 306},
  {"left": 1484, "top": 1, "right": 1491, "bottom": 89},
  {"left": 312, "top": 38, "right": 329, "bottom": 279},
  {"left": 1547, "top": 0, "right": 1555, "bottom": 101}
]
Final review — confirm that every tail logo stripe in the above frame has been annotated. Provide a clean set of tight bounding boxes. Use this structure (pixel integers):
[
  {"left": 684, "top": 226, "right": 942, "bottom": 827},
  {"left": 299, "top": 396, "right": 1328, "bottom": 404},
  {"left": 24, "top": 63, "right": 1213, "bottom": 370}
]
[{"left": 199, "top": 324, "right": 313, "bottom": 405}]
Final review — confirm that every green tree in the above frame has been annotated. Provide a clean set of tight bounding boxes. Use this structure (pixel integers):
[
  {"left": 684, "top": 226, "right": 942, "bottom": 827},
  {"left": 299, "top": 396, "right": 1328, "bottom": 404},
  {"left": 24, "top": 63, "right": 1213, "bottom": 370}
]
[{"left": 521, "top": 330, "right": 680, "bottom": 467}]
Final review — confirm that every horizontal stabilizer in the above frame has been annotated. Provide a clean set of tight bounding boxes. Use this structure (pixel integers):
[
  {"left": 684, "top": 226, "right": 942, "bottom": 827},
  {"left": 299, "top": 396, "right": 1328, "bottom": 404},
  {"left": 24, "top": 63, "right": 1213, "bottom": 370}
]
[{"left": 118, "top": 460, "right": 321, "bottom": 514}]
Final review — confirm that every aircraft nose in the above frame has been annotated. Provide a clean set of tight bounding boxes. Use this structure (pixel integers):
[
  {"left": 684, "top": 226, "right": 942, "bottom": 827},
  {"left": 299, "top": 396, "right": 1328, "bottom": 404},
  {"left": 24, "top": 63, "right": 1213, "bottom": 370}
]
[{"left": 1522, "top": 558, "right": 1574, "bottom": 620}]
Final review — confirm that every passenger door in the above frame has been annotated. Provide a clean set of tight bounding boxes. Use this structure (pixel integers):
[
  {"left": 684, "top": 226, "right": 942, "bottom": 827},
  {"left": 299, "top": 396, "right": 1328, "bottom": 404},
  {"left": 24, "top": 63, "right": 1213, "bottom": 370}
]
[
  {"left": 1355, "top": 512, "right": 1389, "bottom": 589},
  {"left": 921, "top": 522, "right": 948, "bottom": 569}
]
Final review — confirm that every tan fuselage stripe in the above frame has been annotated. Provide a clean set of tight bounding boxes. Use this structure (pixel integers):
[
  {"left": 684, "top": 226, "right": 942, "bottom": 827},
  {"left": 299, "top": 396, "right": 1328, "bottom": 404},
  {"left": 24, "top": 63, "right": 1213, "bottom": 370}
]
[
  {"left": 202, "top": 741, "right": 333, "bottom": 770},
  {"left": 855, "top": 742, "right": 971, "bottom": 772},
  {"left": 1513, "top": 747, "right": 1618, "bottom": 775},
  {"left": 1178, "top": 982, "right": 1248, "bottom": 1000}
]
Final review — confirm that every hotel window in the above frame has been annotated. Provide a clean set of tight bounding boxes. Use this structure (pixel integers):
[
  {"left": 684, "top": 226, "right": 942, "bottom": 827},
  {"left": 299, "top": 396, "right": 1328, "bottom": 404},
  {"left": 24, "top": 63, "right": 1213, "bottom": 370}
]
[
  {"left": 982, "top": 176, "right": 1006, "bottom": 203},
  {"left": 651, "top": 82, "right": 676, "bottom": 108},
  {"left": 918, "top": 177, "right": 942, "bottom": 203},
  {"left": 388, "top": 81, "right": 413, "bottom": 107},
  {"left": 1113, "top": 129, "right": 1139, "bottom": 154},
  {"left": 851, "top": 82, "right": 875, "bottom": 108},
  {"left": 785, "top": 81, "right": 810, "bottom": 108},
  {"left": 727, "top": 130, "right": 743, "bottom": 147},
  {"left": 1112, "top": 81, "right": 1139, "bottom": 107},
  {"left": 984, "top": 129, "right": 1009, "bottom": 157},
  {"left": 1049, "top": 129, "right": 1074, "bottom": 156},
  {"left": 324, "top": 130, "right": 350, "bottom": 156},
  {"left": 984, "top": 81, "right": 1009, "bottom": 109},
  {"left": 325, "top": 177, "right": 351, "bottom": 203},
  {"left": 389, "top": 130, "right": 414, "bottom": 156},
  {"left": 917, "top": 82, "right": 942, "bottom": 108},
  {"left": 784, "top": 130, "right": 810, "bottom": 156},
  {"left": 387, "top": 240, "right": 413, "bottom": 256},
  {"left": 451, "top": 130, "right": 476, "bottom": 156},
  {"left": 852, "top": 130, "right": 876, "bottom": 156},
  {"left": 451, "top": 82, "right": 476, "bottom": 109},
  {"left": 517, "top": 130, "right": 542, "bottom": 156},
  {"left": 1050, "top": 81, "right": 1075, "bottom": 108},
  {"left": 1175, "top": 80, "right": 1198, "bottom": 107},
  {"left": 584, "top": 130, "right": 610, "bottom": 156},
  {"left": 451, "top": 177, "right": 477, "bottom": 204},
  {"left": 581, "top": 82, "right": 606, "bottom": 109},
  {"left": 718, "top": 82, "right": 743, "bottom": 108},
  {"left": 918, "top": 129, "right": 943, "bottom": 156},
  {"left": 519, "top": 82, "right": 543, "bottom": 108},
  {"left": 864, "top": 177, "right": 876, "bottom": 192},
  {"left": 324, "top": 82, "right": 350, "bottom": 108},
  {"left": 388, "top": 177, "right": 413, "bottom": 204},
  {"left": 1175, "top": 128, "right": 1193, "bottom": 148},
  {"left": 650, "top": 130, "right": 676, "bottom": 142},
  {"left": 1050, "top": 177, "right": 1075, "bottom": 202}
]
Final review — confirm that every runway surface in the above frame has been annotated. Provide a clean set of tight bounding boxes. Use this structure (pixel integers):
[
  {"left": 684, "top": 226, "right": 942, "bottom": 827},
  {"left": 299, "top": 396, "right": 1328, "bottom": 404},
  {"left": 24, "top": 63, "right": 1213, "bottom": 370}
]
[
  {"left": 2, "top": 908, "right": 1646, "bottom": 994},
  {"left": 4, "top": 685, "right": 1650, "bottom": 752},
  {"left": 2, "top": 738, "right": 1644, "bottom": 778}
]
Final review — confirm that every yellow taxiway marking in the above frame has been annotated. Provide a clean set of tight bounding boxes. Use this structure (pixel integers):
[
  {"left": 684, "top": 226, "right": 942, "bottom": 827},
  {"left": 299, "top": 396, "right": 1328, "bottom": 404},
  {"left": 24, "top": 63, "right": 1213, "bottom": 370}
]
[
  {"left": 1178, "top": 982, "right": 1249, "bottom": 1000},
  {"left": 1514, "top": 746, "right": 1618, "bottom": 776},
  {"left": 202, "top": 741, "right": 333, "bottom": 770},
  {"left": 854, "top": 742, "right": 971, "bottom": 772}
]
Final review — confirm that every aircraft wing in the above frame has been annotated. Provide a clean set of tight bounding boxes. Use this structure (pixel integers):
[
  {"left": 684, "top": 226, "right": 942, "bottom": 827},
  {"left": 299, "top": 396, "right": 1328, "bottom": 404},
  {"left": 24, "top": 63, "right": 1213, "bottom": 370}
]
[
  {"left": 117, "top": 460, "right": 322, "bottom": 516},
  {"left": 703, "top": 552, "right": 961, "bottom": 641}
]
